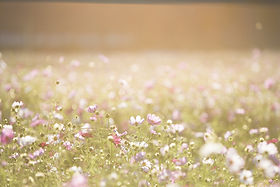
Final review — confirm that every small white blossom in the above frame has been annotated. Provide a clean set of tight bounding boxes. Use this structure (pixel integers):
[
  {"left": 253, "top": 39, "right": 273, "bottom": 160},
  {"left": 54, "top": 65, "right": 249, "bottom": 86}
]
[
  {"left": 130, "top": 115, "right": 144, "bottom": 125},
  {"left": 239, "top": 170, "right": 254, "bottom": 185},
  {"left": 18, "top": 136, "right": 36, "bottom": 147},
  {"left": 257, "top": 142, "right": 278, "bottom": 155}
]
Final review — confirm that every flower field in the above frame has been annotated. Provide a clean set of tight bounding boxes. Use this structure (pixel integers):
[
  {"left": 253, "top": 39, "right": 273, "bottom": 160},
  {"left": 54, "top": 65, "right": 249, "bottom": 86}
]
[{"left": 0, "top": 50, "right": 280, "bottom": 186}]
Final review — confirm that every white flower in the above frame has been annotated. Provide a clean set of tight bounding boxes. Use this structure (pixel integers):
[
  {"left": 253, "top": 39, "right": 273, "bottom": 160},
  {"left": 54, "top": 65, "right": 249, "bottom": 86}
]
[
  {"left": 140, "top": 159, "right": 152, "bottom": 172},
  {"left": 53, "top": 123, "right": 64, "bottom": 131},
  {"left": 199, "top": 142, "right": 226, "bottom": 157},
  {"left": 224, "top": 131, "right": 232, "bottom": 140},
  {"left": 47, "top": 134, "right": 60, "bottom": 144},
  {"left": 118, "top": 102, "right": 127, "bottom": 108},
  {"left": 259, "top": 127, "right": 268, "bottom": 133},
  {"left": 166, "top": 120, "right": 173, "bottom": 125},
  {"left": 131, "top": 141, "right": 148, "bottom": 148},
  {"left": 245, "top": 145, "right": 254, "bottom": 152},
  {"left": 18, "top": 136, "right": 36, "bottom": 147},
  {"left": 69, "top": 166, "right": 82, "bottom": 173},
  {"left": 257, "top": 142, "right": 278, "bottom": 155},
  {"left": 53, "top": 152, "right": 60, "bottom": 159},
  {"left": 12, "top": 101, "right": 23, "bottom": 109},
  {"left": 3, "top": 125, "right": 13, "bottom": 130},
  {"left": 226, "top": 148, "right": 245, "bottom": 173},
  {"left": 235, "top": 108, "right": 245, "bottom": 115},
  {"left": 53, "top": 112, "right": 63, "bottom": 120},
  {"left": 202, "top": 157, "right": 214, "bottom": 165},
  {"left": 108, "top": 172, "right": 119, "bottom": 180},
  {"left": 160, "top": 145, "right": 169, "bottom": 156},
  {"left": 258, "top": 158, "right": 278, "bottom": 178},
  {"left": 0, "top": 59, "right": 7, "bottom": 74},
  {"left": 81, "top": 123, "right": 92, "bottom": 133},
  {"left": 249, "top": 129, "right": 258, "bottom": 135},
  {"left": 239, "top": 170, "right": 254, "bottom": 185},
  {"left": 130, "top": 115, "right": 144, "bottom": 125},
  {"left": 74, "top": 133, "right": 85, "bottom": 140},
  {"left": 167, "top": 124, "right": 185, "bottom": 134}
]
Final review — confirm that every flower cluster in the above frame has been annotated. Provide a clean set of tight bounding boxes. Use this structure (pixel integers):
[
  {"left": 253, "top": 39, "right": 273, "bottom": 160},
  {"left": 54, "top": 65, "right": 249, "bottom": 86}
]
[{"left": 0, "top": 51, "right": 280, "bottom": 186}]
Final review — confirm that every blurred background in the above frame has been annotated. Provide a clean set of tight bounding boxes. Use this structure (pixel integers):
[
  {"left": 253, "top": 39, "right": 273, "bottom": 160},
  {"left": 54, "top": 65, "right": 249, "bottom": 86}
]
[{"left": 0, "top": 2, "right": 280, "bottom": 51}]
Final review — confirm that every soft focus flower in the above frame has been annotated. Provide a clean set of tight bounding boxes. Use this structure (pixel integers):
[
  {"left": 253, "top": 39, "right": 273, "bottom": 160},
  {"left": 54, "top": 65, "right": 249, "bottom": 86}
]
[
  {"left": 63, "top": 141, "right": 73, "bottom": 150},
  {"left": 0, "top": 125, "right": 14, "bottom": 144},
  {"left": 54, "top": 123, "right": 64, "bottom": 131},
  {"left": 160, "top": 145, "right": 170, "bottom": 156},
  {"left": 226, "top": 148, "right": 245, "bottom": 173},
  {"left": 87, "top": 105, "right": 97, "bottom": 113},
  {"left": 12, "top": 101, "right": 23, "bottom": 110},
  {"left": 256, "top": 157, "right": 279, "bottom": 178},
  {"left": 18, "top": 136, "right": 36, "bottom": 147},
  {"left": 202, "top": 157, "right": 214, "bottom": 165},
  {"left": 259, "top": 127, "right": 268, "bottom": 133},
  {"left": 147, "top": 114, "right": 161, "bottom": 125},
  {"left": 167, "top": 124, "right": 185, "bottom": 134},
  {"left": 235, "top": 108, "right": 245, "bottom": 115},
  {"left": 257, "top": 141, "right": 278, "bottom": 155},
  {"left": 239, "top": 170, "right": 254, "bottom": 185},
  {"left": 200, "top": 112, "right": 209, "bottom": 123},
  {"left": 199, "top": 142, "right": 226, "bottom": 157},
  {"left": 264, "top": 78, "right": 275, "bottom": 89},
  {"left": 66, "top": 173, "right": 88, "bottom": 187},
  {"left": 29, "top": 148, "right": 44, "bottom": 159},
  {"left": 69, "top": 166, "right": 82, "bottom": 173},
  {"left": 112, "top": 134, "right": 121, "bottom": 146},
  {"left": 30, "top": 116, "right": 46, "bottom": 127},
  {"left": 172, "top": 157, "right": 187, "bottom": 166},
  {"left": 140, "top": 159, "right": 152, "bottom": 172},
  {"left": 130, "top": 115, "right": 144, "bottom": 125}
]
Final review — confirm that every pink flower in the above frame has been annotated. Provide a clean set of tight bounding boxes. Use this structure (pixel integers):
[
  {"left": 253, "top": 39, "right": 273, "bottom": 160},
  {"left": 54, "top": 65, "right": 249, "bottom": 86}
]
[
  {"left": 172, "top": 157, "right": 187, "bottom": 166},
  {"left": 200, "top": 113, "right": 208, "bottom": 123},
  {"left": 235, "top": 108, "right": 245, "bottom": 115},
  {"left": 30, "top": 116, "right": 46, "bottom": 127},
  {"left": 29, "top": 148, "right": 44, "bottom": 159},
  {"left": 87, "top": 105, "right": 97, "bottom": 113},
  {"left": 63, "top": 141, "right": 73, "bottom": 150},
  {"left": 98, "top": 54, "right": 109, "bottom": 64},
  {"left": 264, "top": 78, "right": 276, "bottom": 89},
  {"left": 172, "top": 110, "right": 181, "bottom": 121},
  {"left": 0, "top": 126, "right": 14, "bottom": 145},
  {"left": 112, "top": 134, "right": 121, "bottom": 146},
  {"left": 147, "top": 114, "right": 161, "bottom": 125},
  {"left": 66, "top": 173, "right": 88, "bottom": 187}
]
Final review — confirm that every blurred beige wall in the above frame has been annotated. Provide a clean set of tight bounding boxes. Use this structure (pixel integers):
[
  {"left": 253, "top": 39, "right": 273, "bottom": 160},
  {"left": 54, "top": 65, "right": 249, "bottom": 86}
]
[{"left": 0, "top": 2, "right": 280, "bottom": 50}]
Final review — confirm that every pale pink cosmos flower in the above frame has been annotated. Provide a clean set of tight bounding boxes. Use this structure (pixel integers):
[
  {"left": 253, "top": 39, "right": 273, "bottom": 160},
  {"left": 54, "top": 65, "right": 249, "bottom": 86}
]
[
  {"left": 226, "top": 148, "right": 245, "bottom": 173},
  {"left": 200, "top": 112, "right": 209, "bottom": 123},
  {"left": 235, "top": 108, "right": 245, "bottom": 115},
  {"left": 30, "top": 115, "right": 46, "bottom": 127},
  {"left": 172, "top": 157, "right": 187, "bottom": 166},
  {"left": 29, "top": 148, "right": 44, "bottom": 159},
  {"left": 0, "top": 125, "right": 14, "bottom": 145},
  {"left": 149, "top": 126, "right": 157, "bottom": 135},
  {"left": 66, "top": 173, "right": 88, "bottom": 187},
  {"left": 147, "top": 114, "right": 161, "bottom": 125},
  {"left": 87, "top": 105, "right": 97, "bottom": 113},
  {"left": 23, "top": 69, "right": 38, "bottom": 81},
  {"left": 130, "top": 115, "right": 144, "bottom": 126},
  {"left": 172, "top": 110, "right": 181, "bottom": 121},
  {"left": 63, "top": 141, "right": 73, "bottom": 150},
  {"left": 264, "top": 78, "right": 276, "bottom": 89},
  {"left": 98, "top": 54, "right": 109, "bottom": 64}
]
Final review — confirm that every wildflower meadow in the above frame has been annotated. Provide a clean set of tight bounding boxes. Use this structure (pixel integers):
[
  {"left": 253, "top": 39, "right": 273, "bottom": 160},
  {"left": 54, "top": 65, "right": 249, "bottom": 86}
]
[{"left": 0, "top": 50, "right": 280, "bottom": 186}]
